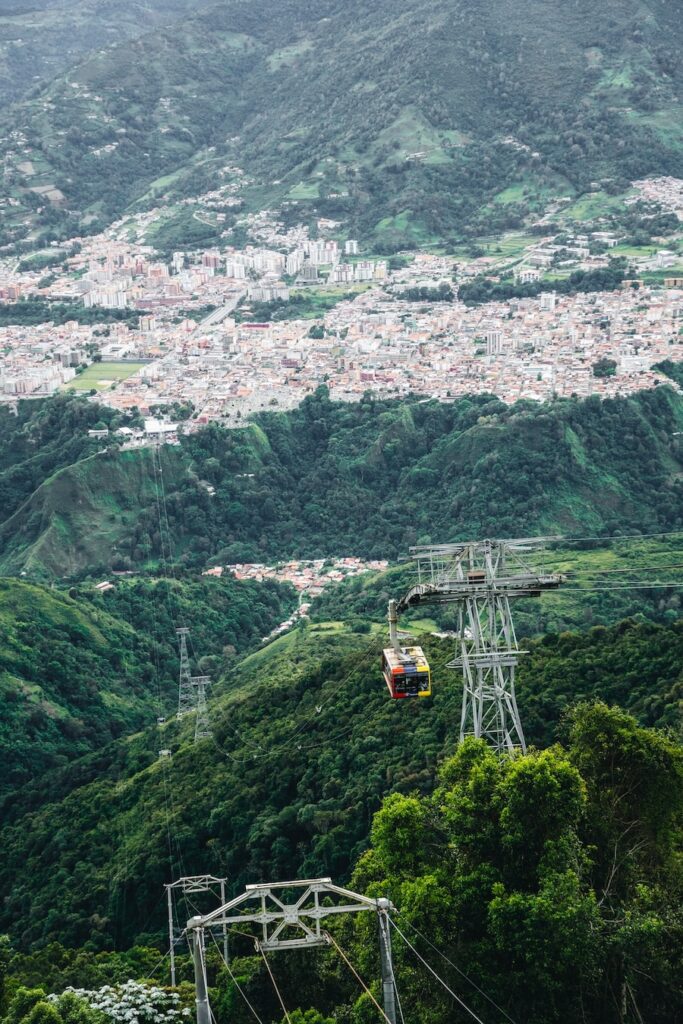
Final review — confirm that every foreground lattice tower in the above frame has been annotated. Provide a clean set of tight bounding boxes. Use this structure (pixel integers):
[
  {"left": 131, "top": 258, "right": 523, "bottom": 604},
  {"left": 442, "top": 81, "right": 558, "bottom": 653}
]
[
  {"left": 176, "top": 627, "right": 194, "bottom": 718},
  {"left": 399, "top": 539, "right": 564, "bottom": 754},
  {"left": 192, "top": 676, "right": 212, "bottom": 742}
]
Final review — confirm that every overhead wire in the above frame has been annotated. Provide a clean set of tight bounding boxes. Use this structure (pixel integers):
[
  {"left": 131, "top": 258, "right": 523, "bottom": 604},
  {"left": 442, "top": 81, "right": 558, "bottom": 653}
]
[
  {"left": 560, "top": 582, "right": 683, "bottom": 591},
  {"left": 210, "top": 632, "right": 384, "bottom": 764},
  {"left": 257, "top": 944, "right": 292, "bottom": 1024},
  {"left": 562, "top": 561, "right": 683, "bottom": 574},
  {"left": 207, "top": 929, "right": 265, "bottom": 1024},
  {"left": 211, "top": 655, "right": 422, "bottom": 766},
  {"left": 388, "top": 917, "right": 486, "bottom": 1024},
  {"left": 324, "top": 930, "right": 393, "bottom": 1024},
  {"left": 394, "top": 916, "right": 519, "bottom": 1024},
  {"left": 537, "top": 529, "right": 683, "bottom": 547},
  {"left": 141, "top": 942, "right": 175, "bottom": 982}
]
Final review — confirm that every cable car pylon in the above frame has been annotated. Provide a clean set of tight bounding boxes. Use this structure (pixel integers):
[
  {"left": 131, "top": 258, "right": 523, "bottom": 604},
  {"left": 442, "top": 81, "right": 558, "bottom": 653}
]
[
  {"left": 386, "top": 537, "right": 565, "bottom": 754},
  {"left": 186, "top": 878, "right": 399, "bottom": 1024}
]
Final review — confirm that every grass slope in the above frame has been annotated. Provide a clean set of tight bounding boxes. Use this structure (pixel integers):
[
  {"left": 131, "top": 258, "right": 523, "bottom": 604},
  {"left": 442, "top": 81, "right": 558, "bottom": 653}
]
[{"left": 0, "top": 446, "right": 186, "bottom": 578}]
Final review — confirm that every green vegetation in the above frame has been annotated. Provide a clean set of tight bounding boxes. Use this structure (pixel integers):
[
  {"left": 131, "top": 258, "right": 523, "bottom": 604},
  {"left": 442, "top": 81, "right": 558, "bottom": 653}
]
[
  {"left": 459, "top": 261, "right": 628, "bottom": 306},
  {"left": 0, "top": 614, "right": 679, "bottom": 976},
  {"left": 346, "top": 704, "right": 682, "bottom": 1024},
  {"left": 2, "top": 0, "right": 683, "bottom": 247},
  {"left": 2, "top": 986, "right": 102, "bottom": 1024},
  {"left": 0, "top": 0, "right": 200, "bottom": 107},
  {"left": 397, "top": 282, "right": 453, "bottom": 302},
  {"left": 654, "top": 358, "right": 683, "bottom": 388},
  {"left": 0, "top": 397, "right": 680, "bottom": 1018},
  {"left": 64, "top": 363, "right": 146, "bottom": 393},
  {"left": 592, "top": 357, "right": 618, "bottom": 378},
  {"left": 237, "top": 288, "right": 365, "bottom": 323},
  {"left": 0, "top": 394, "right": 142, "bottom": 526},
  {"left": 2, "top": 386, "right": 683, "bottom": 578},
  {"left": 145, "top": 207, "right": 223, "bottom": 253},
  {"left": 0, "top": 301, "right": 144, "bottom": 328},
  {"left": 0, "top": 573, "right": 294, "bottom": 800}
]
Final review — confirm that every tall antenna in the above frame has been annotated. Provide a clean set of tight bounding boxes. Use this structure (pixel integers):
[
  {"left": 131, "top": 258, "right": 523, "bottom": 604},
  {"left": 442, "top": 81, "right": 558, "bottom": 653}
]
[
  {"left": 398, "top": 538, "right": 564, "bottom": 754},
  {"left": 176, "top": 627, "right": 194, "bottom": 718},
  {"left": 192, "top": 676, "right": 212, "bottom": 741}
]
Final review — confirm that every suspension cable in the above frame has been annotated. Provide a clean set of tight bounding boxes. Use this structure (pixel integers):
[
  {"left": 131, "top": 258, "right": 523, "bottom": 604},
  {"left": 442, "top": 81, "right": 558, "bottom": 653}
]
[
  {"left": 257, "top": 944, "right": 292, "bottom": 1024},
  {"left": 387, "top": 917, "right": 486, "bottom": 1024},
  {"left": 142, "top": 942, "right": 174, "bottom": 982},
  {"left": 395, "top": 916, "right": 518, "bottom": 1024},
  {"left": 210, "top": 633, "right": 382, "bottom": 764},
  {"left": 324, "top": 930, "right": 393, "bottom": 1024},
  {"left": 207, "top": 930, "right": 265, "bottom": 1024}
]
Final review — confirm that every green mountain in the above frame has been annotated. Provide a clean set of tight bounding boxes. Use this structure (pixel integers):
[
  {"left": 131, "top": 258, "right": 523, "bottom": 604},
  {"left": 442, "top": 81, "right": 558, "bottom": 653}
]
[
  {"left": 2, "top": 386, "right": 682, "bottom": 579},
  {"left": 0, "top": 574, "right": 294, "bottom": 801},
  {"left": 2, "top": 0, "right": 682, "bottom": 246},
  {"left": 0, "top": 445, "right": 187, "bottom": 579},
  {"left": 0, "top": 0, "right": 200, "bottom": 105},
  {"left": 0, "top": 612, "right": 680, "bottom": 959}
]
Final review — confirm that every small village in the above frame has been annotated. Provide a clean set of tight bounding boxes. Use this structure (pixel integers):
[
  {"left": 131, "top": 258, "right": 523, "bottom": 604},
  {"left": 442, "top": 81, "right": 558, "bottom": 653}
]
[{"left": 203, "top": 556, "right": 389, "bottom": 639}]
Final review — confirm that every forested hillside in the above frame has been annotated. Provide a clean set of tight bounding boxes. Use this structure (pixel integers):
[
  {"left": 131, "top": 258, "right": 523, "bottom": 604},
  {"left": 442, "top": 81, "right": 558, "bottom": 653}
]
[
  {"left": 0, "top": 614, "right": 680, "bottom": 954},
  {"left": 0, "top": 0, "right": 199, "bottom": 105},
  {"left": 2, "top": 386, "right": 683, "bottom": 578},
  {"left": 0, "top": 396, "right": 141, "bottom": 525},
  {"left": 0, "top": 574, "right": 293, "bottom": 800},
  {"left": 2, "top": 0, "right": 682, "bottom": 245},
  {"left": 0, "top": 396, "right": 681, "bottom": 1021}
]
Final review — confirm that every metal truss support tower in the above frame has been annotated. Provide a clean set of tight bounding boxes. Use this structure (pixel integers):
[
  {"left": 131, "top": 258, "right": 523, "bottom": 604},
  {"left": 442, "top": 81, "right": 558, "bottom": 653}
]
[
  {"left": 166, "top": 875, "right": 228, "bottom": 987},
  {"left": 186, "top": 878, "right": 397, "bottom": 1024},
  {"left": 176, "top": 627, "right": 194, "bottom": 719},
  {"left": 192, "top": 676, "right": 212, "bottom": 742},
  {"left": 400, "top": 538, "right": 564, "bottom": 755},
  {"left": 378, "top": 899, "right": 397, "bottom": 1024},
  {"left": 192, "top": 928, "right": 210, "bottom": 1024}
]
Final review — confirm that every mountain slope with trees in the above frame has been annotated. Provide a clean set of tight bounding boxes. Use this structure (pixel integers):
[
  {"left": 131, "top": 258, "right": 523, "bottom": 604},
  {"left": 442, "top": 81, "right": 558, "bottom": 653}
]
[
  {"left": 0, "top": 574, "right": 294, "bottom": 801},
  {"left": 0, "top": 614, "right": 680, "bottom": 953},
  {"left": 0, "top": 0, "right": 199, "bottom": 106},
  {"left": 1, "top": 386, "right": 682, "bottom": 578},
  {"left": 2, "top": 0, "right": 682, "bottom": 246}
]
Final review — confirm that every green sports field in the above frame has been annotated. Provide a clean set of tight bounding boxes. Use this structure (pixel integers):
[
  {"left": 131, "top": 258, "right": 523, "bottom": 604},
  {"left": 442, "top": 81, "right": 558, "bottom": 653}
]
[{"left": 64, "top": 361, "right": 145, "bottom": 392}]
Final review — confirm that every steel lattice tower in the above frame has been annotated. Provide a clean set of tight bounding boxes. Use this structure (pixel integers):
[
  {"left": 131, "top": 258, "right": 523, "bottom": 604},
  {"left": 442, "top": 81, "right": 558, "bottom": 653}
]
[
  {"left": 192, "top": 676, "right": 212, "bottom": 741},
  {"left": 398, "top": 538, "right": 564, "bottom": 755},
  {"left": 176, "top": 627, "right": 194, "bottom": 718}
]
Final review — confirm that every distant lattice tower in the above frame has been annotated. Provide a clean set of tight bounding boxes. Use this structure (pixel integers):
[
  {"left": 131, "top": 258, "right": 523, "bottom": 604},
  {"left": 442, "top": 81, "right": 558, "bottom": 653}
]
[
  {"left": 176, "top": 627, "right": 194, "bottom": 718},
  {"left": 192, "top": 676, "right": 212, "bottom": 742}
]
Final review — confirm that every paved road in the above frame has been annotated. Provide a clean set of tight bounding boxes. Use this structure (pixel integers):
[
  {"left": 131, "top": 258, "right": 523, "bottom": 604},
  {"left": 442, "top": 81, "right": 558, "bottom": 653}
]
[{"left": 196, "top": 290, "right": 246, "bottom": 329}]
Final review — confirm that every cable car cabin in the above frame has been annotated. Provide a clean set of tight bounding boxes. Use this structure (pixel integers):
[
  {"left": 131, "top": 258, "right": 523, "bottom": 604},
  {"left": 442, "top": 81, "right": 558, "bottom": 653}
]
[{"left": 382, "top": 646, "right": 431, "bottom": 699}]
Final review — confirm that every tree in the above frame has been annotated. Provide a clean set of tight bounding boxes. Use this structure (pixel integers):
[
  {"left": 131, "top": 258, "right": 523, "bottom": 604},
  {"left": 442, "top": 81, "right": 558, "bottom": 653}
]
[
  {"left": 23, "top": 1004, "right": 62, "bottom": 1024},
  {"left": 0, "top": 936, "right": 11, "bottom": 1018},
  {"left": 285, "top": 1013, "right": 334, "bottom": 1024},
  {"left": 593, "top": 358, "right": 617, "bottom": 378},
  {"left": 350, "top": 704, "right": 683, "bottom": 1024},
  {"left": 4, "top": 989, "right": 46, "bottom": 1024}
]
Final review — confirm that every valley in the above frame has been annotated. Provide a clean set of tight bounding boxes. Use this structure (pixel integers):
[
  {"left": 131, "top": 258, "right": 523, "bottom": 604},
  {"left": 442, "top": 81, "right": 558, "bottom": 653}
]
[{"left": 0, "top": 2, "right": 681, "bottom": 1022}]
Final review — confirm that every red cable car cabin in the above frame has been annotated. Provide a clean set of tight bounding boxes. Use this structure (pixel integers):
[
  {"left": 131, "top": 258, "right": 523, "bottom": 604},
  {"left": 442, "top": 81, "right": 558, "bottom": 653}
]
[{"left": 381, "top": 645, "right": 431, "bottom": 699}]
